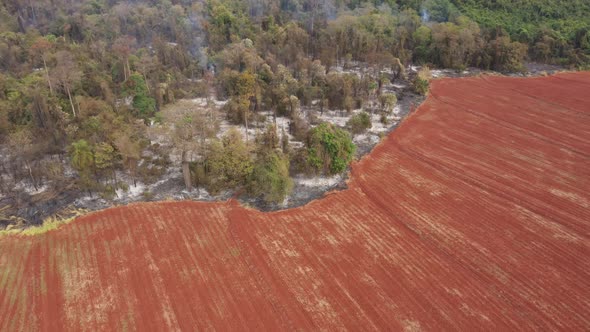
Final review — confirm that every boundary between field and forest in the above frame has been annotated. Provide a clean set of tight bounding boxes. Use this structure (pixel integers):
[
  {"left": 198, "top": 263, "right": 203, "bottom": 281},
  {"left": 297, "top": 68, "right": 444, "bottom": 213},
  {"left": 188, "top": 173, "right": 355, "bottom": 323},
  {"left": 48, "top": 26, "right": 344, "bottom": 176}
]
[{"left": 0, "top": 70, "right": 583, "bottom": 238}]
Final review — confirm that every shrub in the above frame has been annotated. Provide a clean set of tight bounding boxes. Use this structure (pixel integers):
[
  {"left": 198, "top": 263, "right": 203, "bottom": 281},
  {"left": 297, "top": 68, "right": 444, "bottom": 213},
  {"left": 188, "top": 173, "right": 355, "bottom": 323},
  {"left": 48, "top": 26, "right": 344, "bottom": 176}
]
[
  {"left": 289, "top": 112, "right": 309, "bottom": 142},
  {"left": 413, "top": 77, "right": 430, "bottom": 95},
  {"left": 347, "top": 112, "right": 372, "bottom": 135},
  {"left": 248, "top": 151, "right": 293, "bottom": 204},
  {"left": 379, "top": 93, "right": 397, "bottom": 114},
  {"left": 306, "top": 123, "right": 356, "bottom": 175},
  {"left": 413, "top": 67, "right": 431, "bottom": 95}
]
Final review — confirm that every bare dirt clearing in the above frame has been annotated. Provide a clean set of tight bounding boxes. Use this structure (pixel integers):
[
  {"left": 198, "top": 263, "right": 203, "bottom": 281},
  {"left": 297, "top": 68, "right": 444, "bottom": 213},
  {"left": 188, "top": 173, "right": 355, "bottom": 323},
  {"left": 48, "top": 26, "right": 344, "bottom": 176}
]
[{"left": 1, "top": 72, "right": 589, "bottom": 331}]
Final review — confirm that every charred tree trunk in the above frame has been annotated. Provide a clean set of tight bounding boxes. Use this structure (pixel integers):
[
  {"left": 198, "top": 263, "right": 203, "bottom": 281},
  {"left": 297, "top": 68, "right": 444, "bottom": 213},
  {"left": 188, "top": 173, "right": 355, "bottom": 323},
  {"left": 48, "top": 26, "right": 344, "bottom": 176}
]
[
  {"left": 127, "top": 159, "right": 138, "bottom": 187},
  {"left": 143, "top": 72, "right": 150, "bottom": 93},
  {"left": 244, "top": 109, "right": 249, "bottom": 142},
  {"left": 66, "top": 86, "right": 76, "bottom": 117},
  {"left": 25, "top": 161, "right": 38, "bottom": 191},
  {"left": 127, "top": 59, "right": 131, "bottom": 78},
  {"left": 112, "top": 169, "right": 118, "bottom": 186},
  {"left": 42, "top": 56, "right": 53, "bottom": 95},
  {"left": 181, "top": 151, "right": 192, "bottom": 192}
]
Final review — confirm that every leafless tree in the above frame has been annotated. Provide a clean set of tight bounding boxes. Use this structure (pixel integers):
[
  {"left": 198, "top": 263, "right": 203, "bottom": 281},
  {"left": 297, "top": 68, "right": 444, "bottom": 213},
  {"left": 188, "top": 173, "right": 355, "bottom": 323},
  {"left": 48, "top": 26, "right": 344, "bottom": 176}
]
[{"left": 52, "top": 51, "right": 82, "bottom": 117}]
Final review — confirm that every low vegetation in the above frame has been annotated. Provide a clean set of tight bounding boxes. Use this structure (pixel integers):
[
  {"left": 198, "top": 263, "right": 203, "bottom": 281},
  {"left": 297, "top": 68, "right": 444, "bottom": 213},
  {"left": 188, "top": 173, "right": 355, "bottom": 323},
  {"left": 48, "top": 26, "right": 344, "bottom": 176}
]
[
  {"left": 413, "top": 67, "right": 432, "bottom": 95},
  {"left": 0, "top": 206, "right": 88, "bottom": 236},
  {"left": 347, "top": 112, "right": 373, "bottom": 135}
]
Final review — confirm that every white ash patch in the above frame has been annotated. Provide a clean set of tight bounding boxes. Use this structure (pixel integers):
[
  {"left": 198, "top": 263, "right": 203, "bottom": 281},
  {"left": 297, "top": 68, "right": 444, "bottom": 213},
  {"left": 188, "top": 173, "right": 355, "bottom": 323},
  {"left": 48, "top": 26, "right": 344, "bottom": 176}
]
[
  {"left": 280, "top": 196, "right": 290, "bottom": 208},
  {"left": 353, "top": 134, "right": 368, "bottom": 144},
  {"left": 289, "top": 141, "right": 305, "bottom": 149},
  {"left": 353, "top": 134, "right": 380, "bottom": 145},
  {"left": 74, "top": 194, "right": 106, "bottom": 207},
  {"left": 259, "top": 111, "right": 289, "bottom": 129},
  {"left": 295, "top": 174, "right": 344, "bottom": 188},
  {"left": 14, "top": 181, "right": 48, "bottom": 195},
  {"left": 115, "top": 182, "right": 146, "bottom": 200},
  {"left": 217, "top": 119, "right": 258, "bottom": 141},
  {"left": 180, "top": 189, "right": 213, "bottom": 200},
  {"left": 146, "top": 125, "right": 170, "bottom": 146},
  {"left": 213, "top": 99, "right": 228, "bottom": 107},
  {"left": 258, "top": 111, "right": 299, "bottom": 141},
  {"left": 332, "top": 62, "right": 367, "bottom": 77},
  {"left": 430, "top": 69, "right": 453, "bottom": 78},
  {"left": 191, "top": 98, "right": 208, "bottom": 107},
  {"left": 316, "top": 109, "right": 354, "bottom": 128}
]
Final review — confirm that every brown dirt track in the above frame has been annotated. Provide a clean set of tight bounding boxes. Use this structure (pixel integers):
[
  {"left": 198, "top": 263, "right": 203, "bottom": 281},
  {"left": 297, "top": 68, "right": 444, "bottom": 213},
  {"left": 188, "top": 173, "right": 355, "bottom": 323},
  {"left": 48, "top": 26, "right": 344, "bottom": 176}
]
[{"left": 1, "top": 72, "right": 589, "bottom": 331}]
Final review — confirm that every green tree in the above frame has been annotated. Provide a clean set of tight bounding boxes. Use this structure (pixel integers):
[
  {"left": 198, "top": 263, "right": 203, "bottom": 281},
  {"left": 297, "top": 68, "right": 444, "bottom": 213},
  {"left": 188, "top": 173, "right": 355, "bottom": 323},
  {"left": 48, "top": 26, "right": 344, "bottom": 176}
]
[
  {"left": 306, "top": 123, "right": 356, "bottom": 175},
  {"left": 413, "top": 26, "right": 433, "bottom": 64},
  {"left": 170, "top": 108, "right": 218, "bottom": 192},
  {"left": 205, "top": 128, "right": 253, "bottom": 194},
  {"left": 69, "top": 139, "right": 96, "bottom": 193},
  {"left": 30, "top": 37, "right": 54, "bottom": 94},
  {"left": 423, "top": 0, "right": 460, "bottom": 22},
  {"left": 70, "top": 139, "right": 94, "bottom": 172},
  {"left": 124, "top": 73, "right": 156, "bottom": 120},
  {"left": 249, "top": 150, "right": 293, "bottom": 204},
  {"left": 489, "top": 36, "right": 527, "bottom": 72},
  {"left": 52, "top": 51, "right": 82, "bottom": 117},
  {"left": 94, "top": 142, "right": 117, "bottom": 184},
  {"left": 114, "top": 134, "right": 141, "bottom": 187},
  {"left": 7, "top": 129, "right": 39, "bottom": 190},
  {"left": 236, "top": 71, "right": 256, "bottom": 141}
]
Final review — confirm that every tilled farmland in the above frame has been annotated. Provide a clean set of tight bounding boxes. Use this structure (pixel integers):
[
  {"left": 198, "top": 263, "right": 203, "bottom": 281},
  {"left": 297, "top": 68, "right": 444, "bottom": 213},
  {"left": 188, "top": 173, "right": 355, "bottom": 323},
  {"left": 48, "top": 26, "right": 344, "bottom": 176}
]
[{"left": 1, "top": 72, "right": 589, "bottom": 331}]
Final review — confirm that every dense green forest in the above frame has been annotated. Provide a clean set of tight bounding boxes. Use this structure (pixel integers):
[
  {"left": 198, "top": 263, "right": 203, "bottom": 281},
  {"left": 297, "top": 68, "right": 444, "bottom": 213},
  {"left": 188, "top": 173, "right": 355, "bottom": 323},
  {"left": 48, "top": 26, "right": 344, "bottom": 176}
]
[
  {"left": 0, "top": 0, "right": 588, "bottom": 215},
  {"left": 451, "top": 0, "right": 590, "bottom": 65}
]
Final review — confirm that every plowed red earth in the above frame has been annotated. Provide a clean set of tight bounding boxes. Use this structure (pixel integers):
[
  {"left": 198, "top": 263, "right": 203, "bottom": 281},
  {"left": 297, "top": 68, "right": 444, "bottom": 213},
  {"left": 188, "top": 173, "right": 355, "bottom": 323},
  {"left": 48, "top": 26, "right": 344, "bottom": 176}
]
[{"left": 1, "top": 73, "right": 589, "bottom": 331}]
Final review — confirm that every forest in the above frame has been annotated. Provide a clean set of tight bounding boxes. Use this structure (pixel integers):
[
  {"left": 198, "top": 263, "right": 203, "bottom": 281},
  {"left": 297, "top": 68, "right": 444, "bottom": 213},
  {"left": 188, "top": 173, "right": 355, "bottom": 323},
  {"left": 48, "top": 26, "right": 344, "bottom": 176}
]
[{"left": 0, "top": 0, "right": 588, "bottom": 225}]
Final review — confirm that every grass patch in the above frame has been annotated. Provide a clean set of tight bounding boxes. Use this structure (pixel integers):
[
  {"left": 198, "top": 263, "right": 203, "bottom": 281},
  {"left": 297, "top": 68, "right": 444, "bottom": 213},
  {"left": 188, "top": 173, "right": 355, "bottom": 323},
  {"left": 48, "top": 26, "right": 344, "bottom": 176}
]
[{"left": 0, "top": 207, "right": 89, "bottom": 237}]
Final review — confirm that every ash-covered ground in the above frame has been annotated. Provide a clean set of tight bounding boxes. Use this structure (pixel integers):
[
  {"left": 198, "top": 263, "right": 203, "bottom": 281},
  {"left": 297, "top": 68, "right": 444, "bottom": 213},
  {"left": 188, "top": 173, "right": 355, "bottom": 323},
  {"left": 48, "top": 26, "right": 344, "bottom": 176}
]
[{"left": 0, "top": 63, "right": 564, "bottom": 227}]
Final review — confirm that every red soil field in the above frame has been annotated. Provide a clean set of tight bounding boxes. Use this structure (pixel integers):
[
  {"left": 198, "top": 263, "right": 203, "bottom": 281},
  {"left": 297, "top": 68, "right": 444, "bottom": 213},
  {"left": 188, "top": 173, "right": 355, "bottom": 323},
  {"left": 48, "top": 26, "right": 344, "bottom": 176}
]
[{"left": 1, "top": 72, "right": 589, "bottom": 331}]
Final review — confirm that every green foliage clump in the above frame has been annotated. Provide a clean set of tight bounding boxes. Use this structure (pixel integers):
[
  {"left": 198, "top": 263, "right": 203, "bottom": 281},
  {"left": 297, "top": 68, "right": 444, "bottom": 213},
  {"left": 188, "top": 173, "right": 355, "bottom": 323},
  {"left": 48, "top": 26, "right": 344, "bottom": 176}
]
[
  {"left": 413, "top": 77, "right": 430, "bottom": 95},
  {"left": 347, "top": 112, "right": 372, "bottom": 135},
  {"left": 125, "top": 74, "right": 156, "bottom": 119},
  {"left": 413, "top": 67, "right": 432, "bottom": 95},
  {"left": 94, "top": 142, "right": 115, "bottom": 171},
  {"left": 306, "top": 123, "right": 356, "bottom": 175},
  {"left": 424, "top": 0, "right": 461, "bottom": 22},
  {"left": 205, "top": 129, "right": 254, "bottom": 195},
  {"left": 249, "top": 150, "right": 293, "bottom": 204},
  {"left": 451, "top": 0, "right": 590, "bottom": 65},
  {"left": 69, "top": 139, "right": 94, "bottom": 172},
  {"left": 0, "top": 207, "right": 88, "bottom": 237}
]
